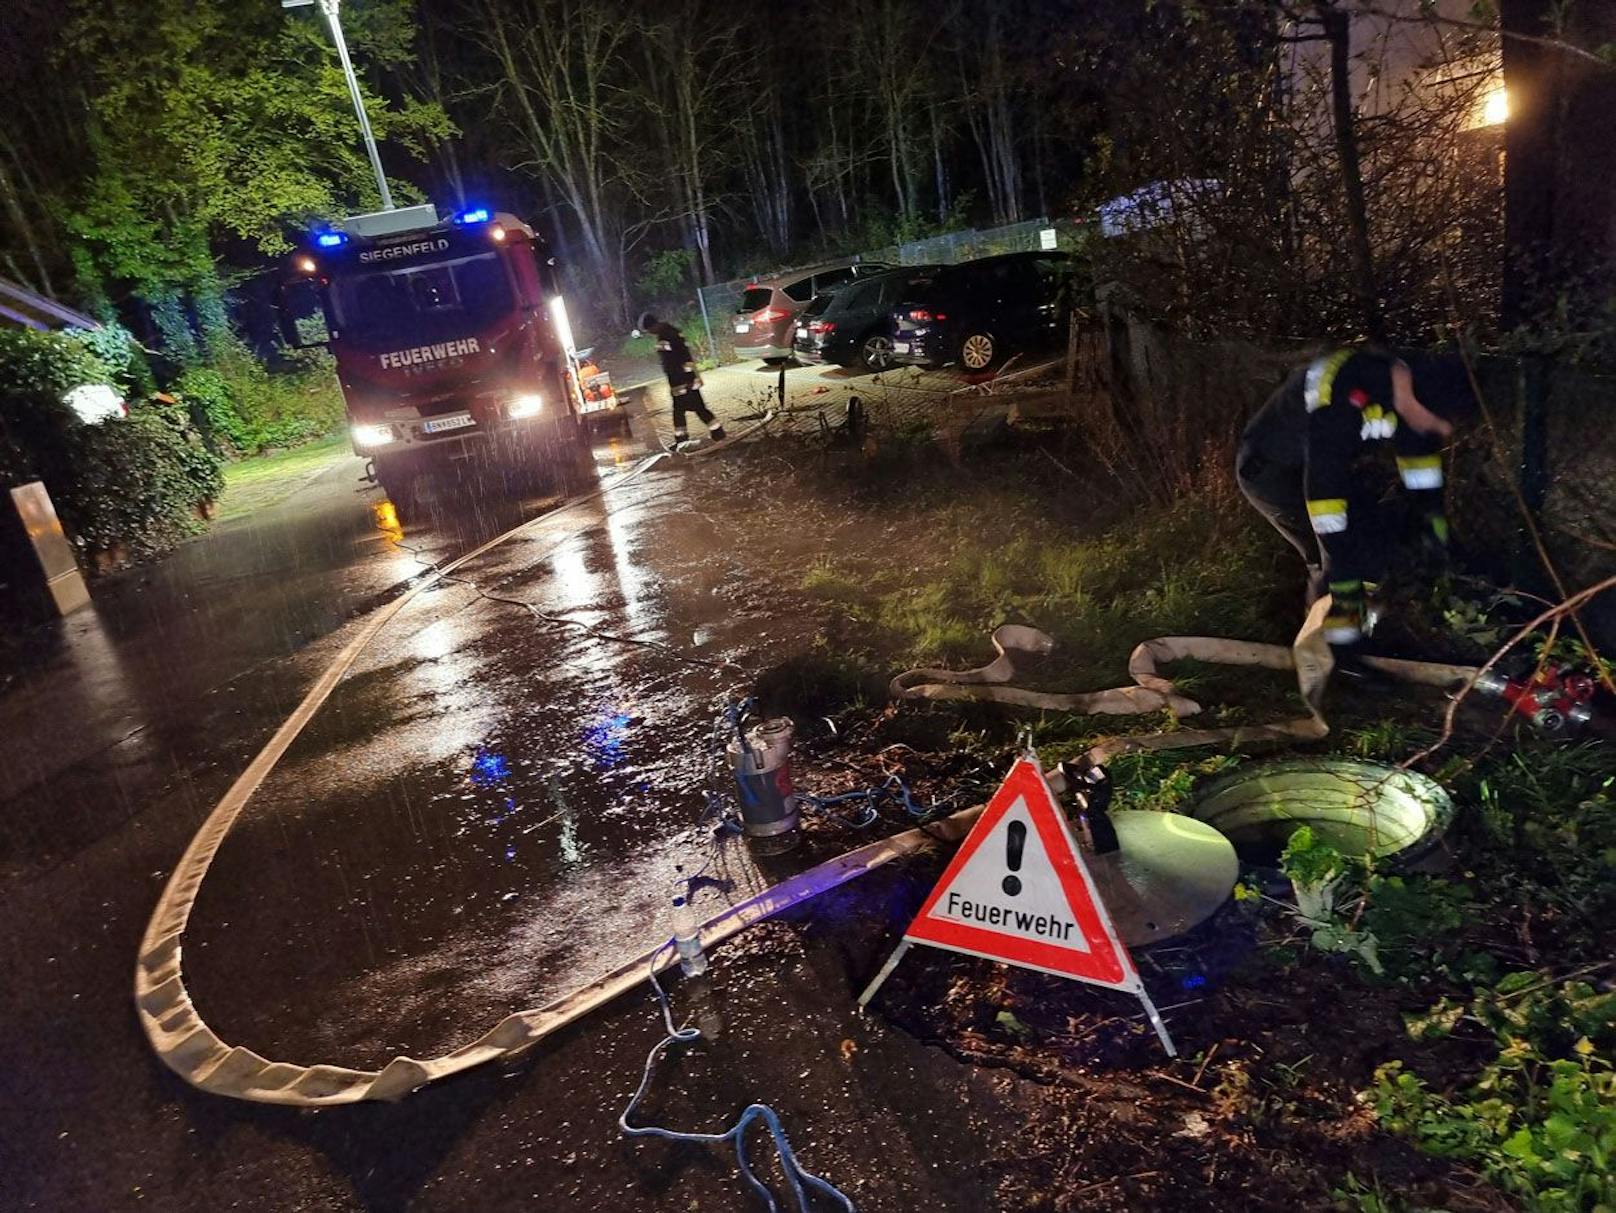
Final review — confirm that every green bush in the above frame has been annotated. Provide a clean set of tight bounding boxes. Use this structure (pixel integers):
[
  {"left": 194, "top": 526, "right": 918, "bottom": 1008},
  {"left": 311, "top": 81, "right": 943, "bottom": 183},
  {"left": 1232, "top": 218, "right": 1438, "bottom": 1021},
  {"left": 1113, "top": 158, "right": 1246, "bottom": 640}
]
[
  {"left": 0, "top": 328, "right": 110, "bottom": 482},
  {"left": 1373, "top": 974, "right": 1616, "bottom": 1212},
  {"left": 56, "top": 398, "right": 224, "bottom": 559},
  {"left": 620, "top": 310, "right": 718, "bottom": 368},
  {"left": 0, "top": 328, "right": 223, "bottom": 564},
  {"left": 636, "top": 249, "right": 696, "bottom": 300},
  {"left": 63, "top": 322, "right": 157, "bottom": 397},
  {"left": 175, "top": 335, "right": 343, "bottom": 455}
]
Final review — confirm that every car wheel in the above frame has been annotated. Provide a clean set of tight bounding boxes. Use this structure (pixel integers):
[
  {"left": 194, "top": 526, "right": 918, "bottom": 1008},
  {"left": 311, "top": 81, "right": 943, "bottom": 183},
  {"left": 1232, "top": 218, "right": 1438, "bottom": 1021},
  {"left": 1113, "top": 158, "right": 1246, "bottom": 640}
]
[
  {"left": 859, "top": 332, "right": 895, "bottom": 372},
  {"left": 959, "top": 331, "right": 997, "bottom": 371}
]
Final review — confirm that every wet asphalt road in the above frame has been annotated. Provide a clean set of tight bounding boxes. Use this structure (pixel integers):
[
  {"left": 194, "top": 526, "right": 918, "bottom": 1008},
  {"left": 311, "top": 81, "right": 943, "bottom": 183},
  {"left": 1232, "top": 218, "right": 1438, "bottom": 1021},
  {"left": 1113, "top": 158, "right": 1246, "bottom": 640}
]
[{"left": 0, "top": 364, "right": 974, "bottom": 1211}]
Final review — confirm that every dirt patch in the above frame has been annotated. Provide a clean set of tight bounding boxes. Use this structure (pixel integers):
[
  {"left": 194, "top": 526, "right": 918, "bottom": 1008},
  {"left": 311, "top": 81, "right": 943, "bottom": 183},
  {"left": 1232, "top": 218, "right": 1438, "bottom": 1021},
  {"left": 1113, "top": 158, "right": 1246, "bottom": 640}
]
[{"left": 655, "top": 860, "right": 1503, "bottom": 1213}]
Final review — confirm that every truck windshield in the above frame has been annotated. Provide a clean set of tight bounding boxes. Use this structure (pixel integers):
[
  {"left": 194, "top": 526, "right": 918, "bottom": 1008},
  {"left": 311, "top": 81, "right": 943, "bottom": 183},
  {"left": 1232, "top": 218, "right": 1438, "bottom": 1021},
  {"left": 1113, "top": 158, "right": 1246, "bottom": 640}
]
[{"left": 329, "top": 252, "right": 514, "bottom": 346}]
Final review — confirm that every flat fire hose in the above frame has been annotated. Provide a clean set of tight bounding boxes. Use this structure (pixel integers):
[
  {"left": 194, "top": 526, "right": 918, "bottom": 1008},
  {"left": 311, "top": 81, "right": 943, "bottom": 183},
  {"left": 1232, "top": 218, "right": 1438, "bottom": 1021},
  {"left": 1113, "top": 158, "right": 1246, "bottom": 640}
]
[
  {"left": 133, "top": 412, "right": 785, "bottom": 1107},
  {"left": 892, "top": 599, "right": 1481, "bottom": 766}
]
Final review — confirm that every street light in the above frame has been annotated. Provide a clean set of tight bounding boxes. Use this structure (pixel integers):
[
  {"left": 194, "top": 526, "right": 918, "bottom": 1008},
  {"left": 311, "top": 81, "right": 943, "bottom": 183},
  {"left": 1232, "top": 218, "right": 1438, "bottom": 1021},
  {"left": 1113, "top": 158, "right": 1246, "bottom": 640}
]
[
  {"left": 283, "top": 0, "right": 394, "bottom": 211},
  {"left": 1482, "top": 85, "right": 1509, "bottom": 127}
]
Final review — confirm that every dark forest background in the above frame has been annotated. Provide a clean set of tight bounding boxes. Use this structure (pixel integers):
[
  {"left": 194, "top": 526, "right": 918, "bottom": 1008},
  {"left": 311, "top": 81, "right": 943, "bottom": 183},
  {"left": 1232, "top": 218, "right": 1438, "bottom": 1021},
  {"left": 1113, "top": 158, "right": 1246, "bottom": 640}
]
[{"left": 0, "top": 0, "right": 1612, "bottom": 367}]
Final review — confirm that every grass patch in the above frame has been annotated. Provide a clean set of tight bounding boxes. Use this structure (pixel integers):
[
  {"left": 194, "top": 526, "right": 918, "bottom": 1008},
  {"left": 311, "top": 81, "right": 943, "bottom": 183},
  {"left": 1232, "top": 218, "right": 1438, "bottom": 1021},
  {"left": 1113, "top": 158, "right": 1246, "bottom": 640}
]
[
  {"left": 801, "top": 560, "right": 865, "bottom": 604},
  {"left": 842, "top": 485, "right": 1288, "bottom": 691},
  {"left": 217, "top": 434, "right": 351, "bottom": 522}
]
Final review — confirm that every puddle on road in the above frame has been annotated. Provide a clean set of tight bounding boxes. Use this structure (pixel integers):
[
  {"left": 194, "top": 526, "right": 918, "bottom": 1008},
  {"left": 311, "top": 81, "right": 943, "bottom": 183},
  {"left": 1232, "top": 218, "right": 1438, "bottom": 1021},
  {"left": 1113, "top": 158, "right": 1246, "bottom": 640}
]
[{"left": 183, "top": 472, "right": 800, "bottom": 1067}]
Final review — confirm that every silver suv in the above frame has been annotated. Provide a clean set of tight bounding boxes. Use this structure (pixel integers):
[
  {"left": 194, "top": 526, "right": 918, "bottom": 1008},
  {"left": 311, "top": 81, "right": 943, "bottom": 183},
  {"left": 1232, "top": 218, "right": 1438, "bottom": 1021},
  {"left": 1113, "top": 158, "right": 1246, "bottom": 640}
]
[{"left": 732, "top": 260, "right": 891, "bottom": 362}]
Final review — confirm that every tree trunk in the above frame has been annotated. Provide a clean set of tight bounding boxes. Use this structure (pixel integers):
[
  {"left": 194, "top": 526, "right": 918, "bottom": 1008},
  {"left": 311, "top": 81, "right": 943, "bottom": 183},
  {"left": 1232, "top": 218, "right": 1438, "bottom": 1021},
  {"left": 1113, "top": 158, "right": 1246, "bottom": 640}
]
[
  {"left": 0, "top": 152, "right": 54, "bottom": 296},
  {"left": 1322, "top": 6, "right": 1383, "bottom": 343},
  {"left": 1499, "top": 0, "right": 1616, "bottom": 329}
]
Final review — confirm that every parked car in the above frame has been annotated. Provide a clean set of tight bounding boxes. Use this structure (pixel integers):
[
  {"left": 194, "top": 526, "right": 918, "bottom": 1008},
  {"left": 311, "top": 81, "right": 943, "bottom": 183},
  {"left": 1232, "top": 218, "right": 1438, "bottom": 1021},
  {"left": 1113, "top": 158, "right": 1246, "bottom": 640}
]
[
  {"left": 732, "top": 260, "right": 891, "bottom": 363},
  {"left": 790, "top": 266, "right": 941, "bottom": 372},
  {"left": 890, "top": 252, "right": 1073, "bottom": 372}
]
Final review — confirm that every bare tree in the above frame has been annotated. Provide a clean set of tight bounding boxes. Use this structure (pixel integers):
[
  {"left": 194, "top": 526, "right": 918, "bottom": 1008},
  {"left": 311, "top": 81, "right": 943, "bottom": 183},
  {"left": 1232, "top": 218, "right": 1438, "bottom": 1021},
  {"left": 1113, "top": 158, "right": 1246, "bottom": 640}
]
[
  {"left": 1319, "top": 3, "right": 1384, "bottom": 341},
  {"left": 636, "top": 2, "right": 744, "bottom": 284},
  {"left": 469, "top": 0, "right": 632, "bottom": 318},
  {"left": 737, "top": 52, "right": 794, "bottom": 257},
  {"left": 854, "top": 0, "right": 935, "bottom": 226},
  {"left": 1498, "top": 0, "right": 1616, "bottom": 333},
  {"left": 952, "top": 0, "right": 1023, "bottom": 225}
]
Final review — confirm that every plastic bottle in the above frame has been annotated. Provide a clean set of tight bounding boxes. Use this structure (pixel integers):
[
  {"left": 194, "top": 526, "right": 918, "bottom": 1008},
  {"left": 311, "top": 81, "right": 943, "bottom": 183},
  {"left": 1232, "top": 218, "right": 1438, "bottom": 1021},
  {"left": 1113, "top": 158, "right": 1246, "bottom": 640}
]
[{"left": 670, "top": 895, "right": 708, "bottom": 976}]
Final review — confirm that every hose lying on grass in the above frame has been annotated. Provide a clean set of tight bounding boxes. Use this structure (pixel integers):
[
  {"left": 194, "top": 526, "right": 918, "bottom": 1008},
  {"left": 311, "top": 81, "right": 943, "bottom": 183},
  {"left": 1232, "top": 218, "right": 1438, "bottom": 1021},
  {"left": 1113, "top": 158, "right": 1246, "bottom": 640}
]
[{"left": 892, "top": 597, "right": 1480, "bottom": 766}]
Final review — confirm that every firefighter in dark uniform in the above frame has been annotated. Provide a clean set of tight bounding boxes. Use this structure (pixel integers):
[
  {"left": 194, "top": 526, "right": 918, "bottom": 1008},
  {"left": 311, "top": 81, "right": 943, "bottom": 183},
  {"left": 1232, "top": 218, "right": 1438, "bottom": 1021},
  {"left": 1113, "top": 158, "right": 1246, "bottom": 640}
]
[
  {"left": 638, "top": 312, "right": 725, "bottom": 446},
  {"left": 1236, "top": 348, "right": 1474, "bottom": 655}
]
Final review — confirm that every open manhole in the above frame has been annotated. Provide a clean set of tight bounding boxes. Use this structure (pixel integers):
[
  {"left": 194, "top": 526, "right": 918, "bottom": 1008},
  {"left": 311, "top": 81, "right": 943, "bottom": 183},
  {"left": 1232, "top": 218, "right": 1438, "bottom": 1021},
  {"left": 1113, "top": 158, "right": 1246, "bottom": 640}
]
[{"left": 1189, "top": 758, "right": 1455, "bottom": 868}]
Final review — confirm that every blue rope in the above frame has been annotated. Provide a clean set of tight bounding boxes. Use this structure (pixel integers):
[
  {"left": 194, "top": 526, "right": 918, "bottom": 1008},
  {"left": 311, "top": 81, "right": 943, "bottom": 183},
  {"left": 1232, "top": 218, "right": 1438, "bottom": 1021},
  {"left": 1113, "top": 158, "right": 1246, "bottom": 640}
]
[
  {"left": 619, "top": 944, "right": 858, "bottom": 1213},
  {"left": 798, "top": 774, "right": 968, "bottom": 828}
]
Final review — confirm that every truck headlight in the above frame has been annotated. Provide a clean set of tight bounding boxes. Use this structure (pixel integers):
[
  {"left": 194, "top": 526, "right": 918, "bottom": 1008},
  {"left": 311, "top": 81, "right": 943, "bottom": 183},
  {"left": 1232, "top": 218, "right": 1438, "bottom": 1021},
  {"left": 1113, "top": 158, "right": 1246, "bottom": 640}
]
[
  {"left": 508, "top": 394, "right": 544, "bottom": 419},
  {"left": 351, "top": 423, "right": 396, "bottom": 448}
]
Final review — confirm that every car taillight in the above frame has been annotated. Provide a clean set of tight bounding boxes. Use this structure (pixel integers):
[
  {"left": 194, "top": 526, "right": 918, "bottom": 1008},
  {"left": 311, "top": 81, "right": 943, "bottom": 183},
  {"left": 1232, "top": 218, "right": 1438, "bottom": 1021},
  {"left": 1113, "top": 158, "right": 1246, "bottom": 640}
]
[
  {"left": 909, "top": 308, "right": 947, "bottom": 322},
  {"left": 808, "top": 319, "right": 835, "bottom": 333},
  {"left": 753, "top": 307, "right": 786, "bottom": 324}
]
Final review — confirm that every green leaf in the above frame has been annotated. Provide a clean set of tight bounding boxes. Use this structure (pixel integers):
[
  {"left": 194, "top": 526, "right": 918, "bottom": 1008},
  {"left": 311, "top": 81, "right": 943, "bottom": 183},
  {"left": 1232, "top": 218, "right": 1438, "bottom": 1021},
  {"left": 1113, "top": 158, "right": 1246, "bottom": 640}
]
[
  {"left": 1496, "top": 971, "right": 1539, "bottom": 996},
  {"left": 1406, "top": 998, "right": 1466, "bottom": 1042},
  {"left": 1500, "top": 1126, "right": 1538, "bottom": 1161},
  {"left": 995, "top": 1010, "right": 1034, "bottom": 1041}
]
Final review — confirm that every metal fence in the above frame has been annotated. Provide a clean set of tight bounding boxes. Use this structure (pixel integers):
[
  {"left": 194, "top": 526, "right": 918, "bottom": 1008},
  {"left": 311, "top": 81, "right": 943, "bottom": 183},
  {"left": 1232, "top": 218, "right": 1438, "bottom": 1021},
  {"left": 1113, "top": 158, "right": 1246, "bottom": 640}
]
[{"left": 692, "top": 217, "right": 1083, "bottom": 364}]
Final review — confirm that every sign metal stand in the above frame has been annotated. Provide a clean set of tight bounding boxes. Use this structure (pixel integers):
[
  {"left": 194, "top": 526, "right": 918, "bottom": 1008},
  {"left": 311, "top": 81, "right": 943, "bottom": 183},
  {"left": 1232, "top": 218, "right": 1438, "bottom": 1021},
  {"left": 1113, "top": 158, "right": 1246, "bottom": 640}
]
[{"left": 857, "top": 754, "right": 1177, "bottom": 1057}]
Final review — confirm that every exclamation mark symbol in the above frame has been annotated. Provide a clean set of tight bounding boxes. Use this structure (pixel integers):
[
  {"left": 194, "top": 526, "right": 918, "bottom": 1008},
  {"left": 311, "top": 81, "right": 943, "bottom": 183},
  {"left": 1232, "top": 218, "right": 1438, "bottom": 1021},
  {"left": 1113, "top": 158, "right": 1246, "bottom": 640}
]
[{"left": 1002, "top": 821, "right": 1026, "bottom": 896}]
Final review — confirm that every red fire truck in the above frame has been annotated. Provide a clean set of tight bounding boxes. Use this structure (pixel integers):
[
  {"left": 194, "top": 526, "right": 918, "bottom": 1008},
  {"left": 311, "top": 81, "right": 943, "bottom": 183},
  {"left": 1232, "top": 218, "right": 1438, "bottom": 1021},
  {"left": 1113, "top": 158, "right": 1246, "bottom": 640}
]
[{"left": 278, "top": 204, "right": 616, "bottom": 511}]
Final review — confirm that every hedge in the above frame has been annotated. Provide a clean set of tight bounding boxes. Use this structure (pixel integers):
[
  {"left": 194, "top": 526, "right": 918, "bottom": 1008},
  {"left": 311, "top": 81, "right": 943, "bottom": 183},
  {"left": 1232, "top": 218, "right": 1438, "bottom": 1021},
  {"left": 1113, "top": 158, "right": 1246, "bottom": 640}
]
[
  {"left": 0, "top": 328, "right": 223, "bottom": 566},
  {"left": 174, "top": 338, "right": 344, "bottom": 456}
]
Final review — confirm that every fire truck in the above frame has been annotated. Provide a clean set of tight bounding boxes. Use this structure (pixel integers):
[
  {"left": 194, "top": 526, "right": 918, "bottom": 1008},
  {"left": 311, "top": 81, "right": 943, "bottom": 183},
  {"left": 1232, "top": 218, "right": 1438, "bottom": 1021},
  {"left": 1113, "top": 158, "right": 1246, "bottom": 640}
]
[{"left": 278, "top": 203, "right": 618, "bottom": 510}]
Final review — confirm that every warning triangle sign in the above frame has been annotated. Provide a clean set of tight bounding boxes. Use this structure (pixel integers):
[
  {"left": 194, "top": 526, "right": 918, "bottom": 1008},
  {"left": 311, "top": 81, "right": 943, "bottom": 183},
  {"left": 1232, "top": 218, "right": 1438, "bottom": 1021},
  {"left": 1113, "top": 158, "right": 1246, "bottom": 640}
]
[{"left": 903, "top": 755, "right": 1140, "bottom": 992}]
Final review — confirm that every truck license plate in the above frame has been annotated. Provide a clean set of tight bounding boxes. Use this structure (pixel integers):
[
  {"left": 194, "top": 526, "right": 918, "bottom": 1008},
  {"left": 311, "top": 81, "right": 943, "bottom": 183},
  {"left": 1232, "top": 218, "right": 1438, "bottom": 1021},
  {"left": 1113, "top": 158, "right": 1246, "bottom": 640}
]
[{"left": 423, "top": 412, "right": 474, "bottom": 434}]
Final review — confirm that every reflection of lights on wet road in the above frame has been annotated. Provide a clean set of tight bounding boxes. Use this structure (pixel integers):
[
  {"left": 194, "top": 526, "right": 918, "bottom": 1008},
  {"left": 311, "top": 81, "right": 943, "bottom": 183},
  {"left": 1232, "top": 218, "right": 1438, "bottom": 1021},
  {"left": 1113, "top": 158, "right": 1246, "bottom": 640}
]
[
  {"left": 606, "top": 436, "right": 626, "bottom": 467},
  {"left": 583, "top": 708, "right": 632, "bottom": 769},
  {"left": 414, "top": 618, "right": 461, "bottom": 662},
  {"left": 602, "top": 492, "right": 652, "bottom": 630},
  {"left": 471, "top": 749, "right": 511, "bottom": 786},
  {"left": 549, "top": 536, "right": 598, "bottom": 606},
  {"left": 542, "top": 772, "right": 585, "bottom": 867},
  {"left": 559, "top": 814, "right": 582, "bottom": 866},
  {"left": 372, "top": 498, "right": 403, "bottom": 541}
]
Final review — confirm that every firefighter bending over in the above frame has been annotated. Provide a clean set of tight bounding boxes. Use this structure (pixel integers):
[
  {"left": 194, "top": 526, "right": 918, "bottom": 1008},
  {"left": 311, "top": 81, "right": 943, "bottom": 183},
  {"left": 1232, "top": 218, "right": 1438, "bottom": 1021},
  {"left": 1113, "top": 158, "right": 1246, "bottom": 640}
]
[
  {"left": 1236, "top": 348, "right": 1475, "bottom": 659},
  {"left": 638, "top": 312, "right": 726, "bottom": 446}
]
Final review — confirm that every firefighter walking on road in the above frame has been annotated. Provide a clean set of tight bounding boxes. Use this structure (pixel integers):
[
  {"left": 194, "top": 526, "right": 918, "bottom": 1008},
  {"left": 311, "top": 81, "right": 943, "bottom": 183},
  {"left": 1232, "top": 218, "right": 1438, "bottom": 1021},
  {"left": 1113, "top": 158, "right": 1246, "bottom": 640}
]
[
  {"left": 638, "top": 312, "right": 726, "bottom": 447},
  {"left": 1236, "top": 347, "right": 1475, "bottom": 661}
]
